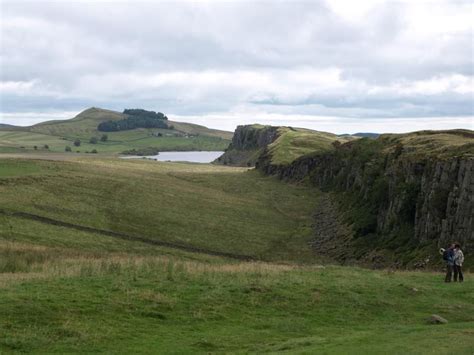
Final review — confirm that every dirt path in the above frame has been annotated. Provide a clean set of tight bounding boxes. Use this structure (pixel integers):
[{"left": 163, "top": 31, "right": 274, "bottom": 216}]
[{"left": 0, "top": 209, "right": 256, "bottom": 261}]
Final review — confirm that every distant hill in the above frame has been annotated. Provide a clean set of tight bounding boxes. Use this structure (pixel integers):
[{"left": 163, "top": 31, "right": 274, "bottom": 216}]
[
  {"left": 0, "top": 123, "right": 25, "bottom": 131},
  {"left": 0, "top": 107, "right": 232, "bottom": 154},
  {"left": 216, "top": 125, "right": 355, "bottom": 166},
  {"left": 338, "top": 132, "right": 380, "bottom": 138},
  {"left": 353, "top": 132, "right": 380, "bottom": 138}
]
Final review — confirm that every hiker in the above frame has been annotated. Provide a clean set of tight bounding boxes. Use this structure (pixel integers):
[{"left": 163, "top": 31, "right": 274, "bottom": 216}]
[
  {"left": 453, "top": 243, "right": 464, "bottom": 282},
  {"left": 441, "top": 244, "right": 455, "bottom": 282}
]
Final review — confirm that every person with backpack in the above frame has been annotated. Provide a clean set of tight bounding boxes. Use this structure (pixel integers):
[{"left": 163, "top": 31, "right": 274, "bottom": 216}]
[
  {"left": 440, "top": 244, "right": 455, "bottom": 282},
  {"left": 453, "top": 243, "right": 464, "bottom": 282}
]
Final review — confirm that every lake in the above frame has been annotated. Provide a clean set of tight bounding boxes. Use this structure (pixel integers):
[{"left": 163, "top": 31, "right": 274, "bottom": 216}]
[{"left": 123, "top": 151, "right": 224, "bottom": 163}]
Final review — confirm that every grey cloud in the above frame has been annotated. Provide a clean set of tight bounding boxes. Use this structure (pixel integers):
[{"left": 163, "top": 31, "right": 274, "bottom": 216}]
[{"left": 0, "top": 0, "right": 473, "bottom": 126}]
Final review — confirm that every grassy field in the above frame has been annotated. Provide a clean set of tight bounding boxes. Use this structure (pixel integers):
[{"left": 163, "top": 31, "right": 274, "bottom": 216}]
[
  {"left": 0, "top": 156, "right": 472, "bottom": 353},
  {"left": 268, "top": 127, "right": 353, "bottom": 165},
  {"left": 0, "top": 249, "right": 472, "bottom": 353},
  {"left": 0, "top": 108, "right": 232, "bottom": 154},
  {"left": 380, "top": 129, "right": 474, "bottom": 158},
  {"left": 0, "top": 157, "right": 319, "bottom": 261}
]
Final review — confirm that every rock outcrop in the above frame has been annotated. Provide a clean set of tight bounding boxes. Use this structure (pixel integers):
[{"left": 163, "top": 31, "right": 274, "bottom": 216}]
[
  {"left": 256, "top": 130, "right": 474, "bottom": 267},
  {"left": 214, "top": 125, "right": 279, "bottom": 166}
]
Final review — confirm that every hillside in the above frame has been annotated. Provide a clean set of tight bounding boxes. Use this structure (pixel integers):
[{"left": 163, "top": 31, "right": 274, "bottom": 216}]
[
  {"left": 215, "top": 124, "right": 354, "bottom": 167},
  {"left": 1, "top": 156, "right": 473, "bottom": 353},
  {"left": 0, "top": 157, "right": 318, "bottom": 262},
  {"left": 256, "top": 129, "right": 474, "bottom": 268},
  {"left": 0, "top": 108, "right": 232, "bottom": 154}
]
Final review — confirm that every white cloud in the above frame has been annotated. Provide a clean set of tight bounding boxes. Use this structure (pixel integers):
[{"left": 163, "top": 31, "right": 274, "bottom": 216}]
[{"left": 0, "top": 0, "right": 472, "bottom": 132}]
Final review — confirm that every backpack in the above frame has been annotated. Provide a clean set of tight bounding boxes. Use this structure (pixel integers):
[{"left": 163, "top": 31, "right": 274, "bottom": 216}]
[{"left": 442, "top": 249, "right": 450, "bottom": 261}]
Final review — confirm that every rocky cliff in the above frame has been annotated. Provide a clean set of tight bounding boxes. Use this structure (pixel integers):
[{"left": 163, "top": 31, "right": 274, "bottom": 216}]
[
  {"left": 214, "top": 125, "right": 279, "bottom": 166},
  {"left": 257, "top": 130, "right": 474, "bottom": 268}
]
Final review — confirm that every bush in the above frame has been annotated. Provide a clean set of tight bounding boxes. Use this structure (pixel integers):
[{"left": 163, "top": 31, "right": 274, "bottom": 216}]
[
  {"left": 33, "top": 145, "right": 38, "bottom": 150},
  {"left": 73, "top": 139, "right": 81, "bottom": 147},
  {"left": 65, "top": 146, "right": 72, "bottom": 152},
  {"left": 100, "top": 134, "right": 108, "bottom": 142},
  {"left": 89, "top": 137, "right": 98, "bottom": 144},
  {"left": 44, "top": 144, "right": 49, "bottom": 149},
  {"left": 91, "top": 149, "right": 98, "bottom": 154}
]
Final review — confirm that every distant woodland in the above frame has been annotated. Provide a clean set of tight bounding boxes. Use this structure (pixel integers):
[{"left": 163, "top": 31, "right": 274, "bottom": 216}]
[{"left": 98, "top": 109, "right": 169, "bottom": 131}]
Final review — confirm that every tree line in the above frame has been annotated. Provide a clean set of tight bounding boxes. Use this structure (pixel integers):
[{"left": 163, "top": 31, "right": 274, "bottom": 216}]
[{"left": 98, "top": 109, "right": 169, "bottom": 132}]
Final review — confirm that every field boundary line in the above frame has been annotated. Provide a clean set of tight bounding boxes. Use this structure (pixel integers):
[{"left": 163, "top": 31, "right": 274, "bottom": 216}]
[{"left": 0, "top": 209, "right": 257, "bottom": 261}]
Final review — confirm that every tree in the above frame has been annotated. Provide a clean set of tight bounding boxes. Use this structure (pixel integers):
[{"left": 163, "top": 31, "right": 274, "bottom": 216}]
[
  {"left": 33, "top": 145, "right": 38, "bottom": 150},
  {"left": 73, "top": 139, "right": 81, "bottom": 147},
  {"left": 98, "top": 109, "right": 169, "bottom": 132},
  {"left": 65, "top": 146, "right": 72, "bottom": 152},
  {"left": 44, "top": 144, "right": 49, "bottom": 149},
  {"left": 100, "top": 134, "right": 108, "bottom": 142},
  {"left": 91, "top": 149, "right": 98, "bottom": 154},
  {"left": 89, "top": 137, "right": 98, "bottom": 144}
]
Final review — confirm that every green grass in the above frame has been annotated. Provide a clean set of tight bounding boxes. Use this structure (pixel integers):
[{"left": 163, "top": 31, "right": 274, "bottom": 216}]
[
  {"left": 0, "top": 253, "right": 472, "bottom": 353},
  {"left": 0, "top": 130, "right": 229, "bottom": 154},
  {"left": 0, "top": 107, "right": 232, "bottom": 154},
  {"left": 0, "top": 157, "right": 318, "bottom": 262},
  {"left": 0, "top": 157, "right": 472, "bottom": 353},
  {"left": 0, "top": 160, "right": 45, "bottom": 177},
  {"left": 268, "top": 127, "right": 353, "bottom": 165},
  {"left": 380, "top": 130, "right": 474, "bottom": 158}
]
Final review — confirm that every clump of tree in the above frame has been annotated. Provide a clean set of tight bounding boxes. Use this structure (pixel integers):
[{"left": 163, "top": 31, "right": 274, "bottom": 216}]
[
  {"left": 100, "top": 134, "right": 108, "bottom": 142},
  {"left": 97, "top": 109, "right": 169, "bottom": 132},
  {"left": 73, "top": 139, "right": 81, "bottom": 147},
  {"left": 44, "top": 144, "right": 49, "bottom": 150},
  {"left": 65, "top": 146, "right": 72, "bottom": 152},
  {"left": 89, "top": 137, "right": 98, "bottom": 144},
  {"left": 123, "top": 109, "right": 168, "bottom": 120}
]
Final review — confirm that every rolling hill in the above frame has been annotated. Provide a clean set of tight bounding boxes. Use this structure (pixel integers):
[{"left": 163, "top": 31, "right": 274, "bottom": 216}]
[
  {"left": 0, "top": 155, "right": 473, "bottom": 353},
  {"left": 215, "top": 124, "right": 355, "bottom": 166},
  {"left": 0, "top": 108, "right": 232, "bottom": 154}
]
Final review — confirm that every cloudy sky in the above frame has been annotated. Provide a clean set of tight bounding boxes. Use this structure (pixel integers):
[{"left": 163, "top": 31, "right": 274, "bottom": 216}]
[{"left": 0, "top": 0, "right": 472, "bottom": 133}]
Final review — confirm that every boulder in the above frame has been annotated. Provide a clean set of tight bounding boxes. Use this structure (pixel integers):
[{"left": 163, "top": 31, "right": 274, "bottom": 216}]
[{"left": 427, "top": 314, "right": 448, "bottom": 324}]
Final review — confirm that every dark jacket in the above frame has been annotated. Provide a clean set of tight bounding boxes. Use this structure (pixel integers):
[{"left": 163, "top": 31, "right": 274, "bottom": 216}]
[{"left": 446, "top": 249, "right": 455, "bottom": 266}]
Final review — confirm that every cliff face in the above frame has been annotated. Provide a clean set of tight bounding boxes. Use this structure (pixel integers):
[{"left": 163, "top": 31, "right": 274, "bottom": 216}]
[
  {"left": 257, "top": 132, "right": 474, "bottom": 267},
  {"left": 215, "top": 125, "right": 279, "bottom": 166}
]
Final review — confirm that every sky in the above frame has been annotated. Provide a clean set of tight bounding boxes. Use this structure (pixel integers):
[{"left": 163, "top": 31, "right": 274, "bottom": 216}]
[{"left": 0, "top": 0, "right": 473, "bottom": 134}]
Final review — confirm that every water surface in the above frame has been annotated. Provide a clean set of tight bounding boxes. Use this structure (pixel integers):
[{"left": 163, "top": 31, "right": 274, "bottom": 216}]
[{"left": 123, "top": 151, "right": 224, "bottom": 163}]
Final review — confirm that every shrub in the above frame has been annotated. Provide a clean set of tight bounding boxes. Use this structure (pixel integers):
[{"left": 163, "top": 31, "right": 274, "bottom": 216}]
[
  {"left": 89, "top": 137, "right": 98, "bottom": 144},
  {"left": 73, "top": 139, "right": 81, "bottom": 147},
  {"left": 33, "top": 145, "right": 38, "bottom": 150},
  {"left": 44, "top": 144, "right": 49, "bottom": 149},
  {"left": 100, "top": 134, "right": 108, "bottom": 142},
  {"left": 91, "top": 149, "right": 98, "bottom": 154},
  {"left": 65, "top": 146, "right": 72, "bottom": 152}
]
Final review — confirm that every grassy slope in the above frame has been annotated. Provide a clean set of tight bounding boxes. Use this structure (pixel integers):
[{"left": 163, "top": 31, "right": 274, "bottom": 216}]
[
  {"left": 0, "top": 250, "right": 472, "bottom": 353},
  {"left": 217, "top": 125, "right": 356, "bottom": 167},
  {"left": 0, "top": 158, "right": 318, "bottom": 261},
  {"left": 0, "top": 158, "right": 473, "bottom": 353},
  {"left": 0, "top": 108, "right": 232, "bottom": 154},
  {"left": 380, "top": 129, "right": 474, "bottom": 158},
  {"left": 267, "top": 127, "right": 354, "bottom": 165}
]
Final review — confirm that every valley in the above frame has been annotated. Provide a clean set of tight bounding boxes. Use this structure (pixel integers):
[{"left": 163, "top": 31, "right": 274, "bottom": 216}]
[{"left": 0, "top": 112, "right": 473, "bottom": 353}]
